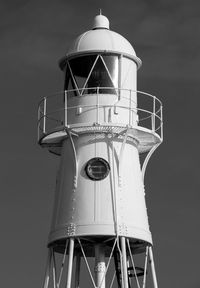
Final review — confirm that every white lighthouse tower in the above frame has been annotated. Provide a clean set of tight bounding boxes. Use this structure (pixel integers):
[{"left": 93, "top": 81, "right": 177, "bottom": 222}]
[{"left": 38, "top": 14, "right": 163, "bottom": 288}]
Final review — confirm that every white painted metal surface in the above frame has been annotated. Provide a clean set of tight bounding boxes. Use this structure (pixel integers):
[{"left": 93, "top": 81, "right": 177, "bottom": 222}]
[
  {"left": 39, "top": 13, "right": 162, "bottom": 288},
  {"left": 93, "top": 14, "right": 110, "bottom": 29},
  {"left": 48, "top": 132, "right": 152, "bottom": 244}
]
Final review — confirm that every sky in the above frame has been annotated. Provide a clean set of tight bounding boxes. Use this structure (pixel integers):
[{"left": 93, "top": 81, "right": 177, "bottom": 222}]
[{"left": 0, "top": 0, "right": 200, "bottom": 287}]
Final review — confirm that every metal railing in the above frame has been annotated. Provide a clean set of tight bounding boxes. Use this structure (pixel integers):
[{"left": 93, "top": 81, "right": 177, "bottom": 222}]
[{"left": 38, "top": 87, "right": 163, "bottom": 142}]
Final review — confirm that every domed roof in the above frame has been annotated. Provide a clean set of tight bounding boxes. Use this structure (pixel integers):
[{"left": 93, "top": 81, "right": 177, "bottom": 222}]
[{"left": 59, "top": 15, "right": 141, "bottom": 69}]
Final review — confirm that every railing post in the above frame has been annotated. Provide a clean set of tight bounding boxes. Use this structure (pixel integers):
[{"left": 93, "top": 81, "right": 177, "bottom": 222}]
[
  {"left": 161, "top": 105, "right": 163, "bottom": 140},
  {"left": 118, "top": 87, "right": 121, "bottom": 101},
  {"left": 152, "top": 96, "right": 156, "bottom": 132},
  {"left": 64, "top": 90, "right": 67, "bottom": 126},
  {"left": 129, "top": 89, "right": 131, "bottom": 126},
  {"left": 118, "top": 55, "right": 122, "bottom": 100},
  {"left": 38, "top": 105, "right": 40, "bottom": 141},
  {"left": 97, "top": 87, "right": 99, "bottom": 124},
  {"left": 43, "top": 97, "right": 47, "bottom": 134}
]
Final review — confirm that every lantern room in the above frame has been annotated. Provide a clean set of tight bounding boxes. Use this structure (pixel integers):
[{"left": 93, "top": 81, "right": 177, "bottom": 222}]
[
  {"left": 38, "top": 14, "right": 162, "bottom": 156},
  {"left": 59, "top": 14, "right": 141, "bottom": 93}
]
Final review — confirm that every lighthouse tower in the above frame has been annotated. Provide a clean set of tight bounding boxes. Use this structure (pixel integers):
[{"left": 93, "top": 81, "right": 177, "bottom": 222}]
[{"left": 38, "top": 14, "right": 163, "bottom": 288}]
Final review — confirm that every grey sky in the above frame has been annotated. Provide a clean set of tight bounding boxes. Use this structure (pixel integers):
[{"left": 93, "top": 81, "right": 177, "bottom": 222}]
[{"left": 0, "top": 1, "right": 199, "bottom": 288}]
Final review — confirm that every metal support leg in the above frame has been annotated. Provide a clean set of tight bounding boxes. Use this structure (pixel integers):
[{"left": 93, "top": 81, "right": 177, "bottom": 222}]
[
  {"left": 75, "top": 254, "right": 81, "bottom": 288},
  {"left": 142, "top": 246, "right": 149, "bottom": 288},
  {"left": 149, "top": 247, "right": 158, "bottom": 288},
  {"left": 127, "top": 258, "right": 131, "bottom": 288},
  {"left": 43, "top": 249, "right": 52, "bottom": 288},
  {"left": 52, "top": 248, "right": 57, "bottom": 288},
  {"left": 66, "top": 238, "right": 75, "bottom": 288},
  {"left": 120, "top": 237, "right": 129, "bottom": 288},
  {"left": 95, "top": 244, "right": 106, "bottom": 288}
]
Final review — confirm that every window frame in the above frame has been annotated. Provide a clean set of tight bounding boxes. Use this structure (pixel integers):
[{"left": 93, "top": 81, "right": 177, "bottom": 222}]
[{"left": 64, "top": 52, "right": 122, "bottom": 96}]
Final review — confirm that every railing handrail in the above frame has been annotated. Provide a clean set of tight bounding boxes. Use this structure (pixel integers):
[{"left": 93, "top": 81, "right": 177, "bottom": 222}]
[
  {"left": 38, "top": 87, "right": 162, "bottom": 104},
  {"left": 37, "top": 104, "right": 162, "bottom": 123},
  {"left": 37, "top": 87, "right": 163, "bottom": 142}
]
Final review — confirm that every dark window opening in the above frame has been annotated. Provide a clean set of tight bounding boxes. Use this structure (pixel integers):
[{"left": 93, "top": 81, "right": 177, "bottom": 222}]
[
  {"left": 85, "top": 158, "right": 110, "bottom": 181},
  {"left": 86, "top": 57, "right": 116, "bottom": 94},
  {"left": 64, "top": 54, "right": 119, "bottom": 96}
]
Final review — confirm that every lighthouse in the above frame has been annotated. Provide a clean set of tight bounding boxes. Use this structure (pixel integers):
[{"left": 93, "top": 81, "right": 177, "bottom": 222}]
[{"left": 38, "top": 14, "right": 163, "bottom": 288}]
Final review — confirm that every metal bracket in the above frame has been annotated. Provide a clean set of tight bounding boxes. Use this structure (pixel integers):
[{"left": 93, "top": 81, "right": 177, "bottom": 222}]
[
  {"left": 66, "top": 223, "right": 76, "bottom": 236},
  {"left": 118, "top": 223, "right": 128, "bottom": 236},
  {"left": 118, "top": 127, "right": 130, "bottom": 187},
  {"left": 65, "top": 127, "right": 78, "bottom": 189},
  {"left": 141, "top": 143, "right": 161, "bottom": 181}
]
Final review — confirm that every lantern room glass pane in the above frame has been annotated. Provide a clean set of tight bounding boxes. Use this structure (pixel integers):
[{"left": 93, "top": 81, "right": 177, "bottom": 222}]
[
  {"left": 64, "top": 54, "right": 119, "bottom": 95},
  {"left": 65, "top": 55, "right": 97, "bottom": 95},
  {"left": 102, "top": 55, "right": 118, "bottom": 88},
  {"left": 86, "top": 57, "right": 116, "bottom": 94},
  {"left": 70, "top": 55, "right": 97, "bottom": 90}
]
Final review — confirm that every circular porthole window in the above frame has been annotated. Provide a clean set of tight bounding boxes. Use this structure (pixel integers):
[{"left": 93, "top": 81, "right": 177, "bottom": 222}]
[{"left": 85, "top": 158, "right": 110, "bottom": 181}]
